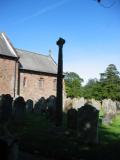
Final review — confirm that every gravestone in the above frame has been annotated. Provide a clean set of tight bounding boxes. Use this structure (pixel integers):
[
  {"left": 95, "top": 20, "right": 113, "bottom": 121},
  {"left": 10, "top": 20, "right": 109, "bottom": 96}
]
[
  {"left": 0, "top": 95, "right": 19, "bottom": 160},
  {"left": 34, "top": 97, "right": 47, "bottom": 113},
  {"left": 102, "top": 99, "right": 117, "bottom": 125},
  {"left": 39, "top": 97, "right": 47, "bottom": 113},
  {"left": 91, "top": 99, "right": 101, "bottom": 110},
  {"left": 78, "top": 103, "right": 99, "bottom": 144},
  {"left": 47, "top": 95, "right": 57, "bottom": 121},
  {"left": 102, "top": 113, "right": 115, "bottom": 125},
  {"left": 116, "top": 101, "right": 120, "bottom": 111},
  {"left": 34, "top": 101, "right": 39, "bottom": 113},
  {"left": 0, "top": 133, "right": 18, "bottom": 160},
  {"left": 0, "top": 138, "right": 8, "bottom": 160},
  {"left": 13, "top": 96, "right": 26, "bottom": 122},
  {"left": 102, "top": 99, "right": 116, "bottom": 115},
  {"left": 67, "top": 108, "right": 78, "bottom": 130},
  {"left": 0, "top": 94, "right": 13, "bottom": 123},
  {"left": 64, "top": 98, "right": 73, "bottom": 112},
  {"left": 26, "top": 99, "right": 33, "bottom": 112},
  {"left": 76, "top": 97, "right": 86, "bottom": 109},
  {"left": 102, "top": 99, "right": 109, "bottom": 114}
]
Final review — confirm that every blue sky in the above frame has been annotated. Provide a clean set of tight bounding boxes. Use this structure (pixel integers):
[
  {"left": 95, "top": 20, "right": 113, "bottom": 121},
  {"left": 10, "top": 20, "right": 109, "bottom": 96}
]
[{"left": 0, "top": 0, "right": 120, "bottom": 84}]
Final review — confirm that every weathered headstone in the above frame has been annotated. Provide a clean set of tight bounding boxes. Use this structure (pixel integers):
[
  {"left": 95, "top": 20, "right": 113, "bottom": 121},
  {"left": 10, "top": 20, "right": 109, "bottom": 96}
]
[
  {"left": 116, "top": 101, "right": 120, "bottom": 111},
  {"left": 64, "top": 97, "right": 87, "bottom": 111},
  {"left": 102, "top": 99, "right": 116, "bottom": 115},
  {"left": 26, "top": 99, "right": 33, "bottom": 112},
  {"left": 39, "top": 97, "right": 47, "bottom": 113},
  {"left": 0, "top": 94, "right": 13, "bottom": 123},
  {"left": 67, "top": 108, "right": 78, "bottom": 130},
  {"left": 0, "top": 138, "right": 8, "bottom": 160},
  {"left": 75, "top": 97, "right": 86, "bottom": 109},
  {"left": 102, "top": 99, "right": 117, "bottom": 125},
  {"left": 13, "top": 96, "right": 26, "bottom": 122},
  {"left": 0, "top": 133, "right": 18, "bottom": 160},
  {"left": 34, "top": 97, "right": 47, "bottom": 113},
  {"left": 34, "top": 101, "right": 39, "bottom": 113},
  {"left": 102, "top": 113, "right": 115, "bottom": 125},
  {"left": 47, "top": 95, "right": 57, "bottom": 121},
  {"left": 0, "top": 95, "right": 19, "bottom": 160},
  {"left": 78, "top": 103, "right": 99, "bottom": 144},
  {"left": 91, "top": 99, "right": 101, "bottom": 110},
  {"left": 63, "top": 98, "right": 73, "bottom": 112}
]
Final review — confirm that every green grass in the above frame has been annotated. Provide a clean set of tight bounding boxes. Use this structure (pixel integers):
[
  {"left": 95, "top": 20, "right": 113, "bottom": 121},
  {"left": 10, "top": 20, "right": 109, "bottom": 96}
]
[
  {"left": 8, "top": 113, "right": 78, "bottom": 158},
  {"left": 99, "top": 115, "right": 120, "bottom": 143},
  {"left": 7, "top": 113, "right": 120, "bottom": 159},
  {"left": 99, "top": 107, "right": 105, "bottom": 117}
]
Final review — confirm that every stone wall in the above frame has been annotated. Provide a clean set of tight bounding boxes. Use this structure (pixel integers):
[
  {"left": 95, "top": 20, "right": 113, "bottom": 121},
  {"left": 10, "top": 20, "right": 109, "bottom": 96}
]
[
  {"left": 19, "top": 72, "right": 57, "bottom": 101},
  {"left": 0, "top": 58, "right": 18, "bottom": 97}
]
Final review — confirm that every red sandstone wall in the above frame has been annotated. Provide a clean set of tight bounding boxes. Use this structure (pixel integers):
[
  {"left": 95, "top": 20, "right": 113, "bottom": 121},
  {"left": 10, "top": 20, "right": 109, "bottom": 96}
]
[
  {"left": 0, "top": 58, "right": 18, "bottom": 97},
  {"left": 19, "top": 72, "right": 57, "bottom": 101}
]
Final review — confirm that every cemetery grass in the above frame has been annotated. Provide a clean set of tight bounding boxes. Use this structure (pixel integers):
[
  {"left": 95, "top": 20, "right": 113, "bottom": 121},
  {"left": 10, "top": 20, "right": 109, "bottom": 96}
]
[
  {"left": 100, "top": 115, "right": 120, "bottom": 143},
  {"left": 8, "top": 113, "right": 120, "bottom": 160}
]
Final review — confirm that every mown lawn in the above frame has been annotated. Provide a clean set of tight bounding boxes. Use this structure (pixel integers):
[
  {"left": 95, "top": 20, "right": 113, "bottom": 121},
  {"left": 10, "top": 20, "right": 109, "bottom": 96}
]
[
  {"left": 8, "top": 113, "right": 120, "bottom": 160},
  {"left": 100, "top": 115, "right": 120, "bottom": 143}
]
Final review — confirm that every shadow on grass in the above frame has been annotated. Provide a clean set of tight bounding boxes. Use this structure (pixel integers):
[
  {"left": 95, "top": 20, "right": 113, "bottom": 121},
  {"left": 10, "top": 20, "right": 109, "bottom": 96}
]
[{"left": 7, "top": 113, "right": 120, "bottom": 160}]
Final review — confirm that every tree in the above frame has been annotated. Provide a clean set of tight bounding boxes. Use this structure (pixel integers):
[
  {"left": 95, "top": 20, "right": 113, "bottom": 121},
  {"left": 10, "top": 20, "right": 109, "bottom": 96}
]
[
  {"left": 64, "top": 72, "right": 83, "bottom": 98},
  {"left": 82, "top": 64, "right": 120, "bottom": 100},
  {"left": 100, "top": 64, "right": 120, "bottom": 81},
  {"left": 82, "top": 78, "right": 103, "bottom": 100},
  {"left": 65, "top": 64, "right": 120, "bottom": 100},
  {"left": 100, "top": 64, "right": 120, "bottom": 100}
]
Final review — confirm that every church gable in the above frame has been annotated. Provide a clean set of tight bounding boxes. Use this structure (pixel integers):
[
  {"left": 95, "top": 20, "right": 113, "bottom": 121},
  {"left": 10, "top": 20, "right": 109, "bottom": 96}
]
[
  {"left": 0, "top": 32, "right": 18, "bottom": 58},
  {"left": 0, "top": 32, "right": 57, "bottom": 75},
  {"left": 0, "top": 32, "right": 57, "bottom": 100}
]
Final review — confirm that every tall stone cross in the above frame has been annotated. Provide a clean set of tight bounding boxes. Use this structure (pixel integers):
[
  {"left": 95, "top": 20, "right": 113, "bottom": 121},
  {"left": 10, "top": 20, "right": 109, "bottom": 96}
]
[{"left": 56, "top": 38, "right": 65, "bottom": 126}]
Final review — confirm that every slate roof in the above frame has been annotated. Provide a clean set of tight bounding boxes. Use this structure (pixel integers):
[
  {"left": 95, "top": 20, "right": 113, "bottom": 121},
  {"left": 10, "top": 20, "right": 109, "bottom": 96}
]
[
  {"left": 16, "top": 49, "right": 57, "bottom": 74},
  {"left": 0, "top": 32, "right": 17, "bottom": 58},
  {"left": 0, "top": 32, "right": 57, "bottom": 74}
]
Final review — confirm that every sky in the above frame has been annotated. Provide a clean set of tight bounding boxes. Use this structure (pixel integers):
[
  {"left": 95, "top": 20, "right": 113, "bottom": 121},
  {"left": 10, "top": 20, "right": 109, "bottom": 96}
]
[{"left": 0, "top": 0, "right": 120, "bottom": 85}]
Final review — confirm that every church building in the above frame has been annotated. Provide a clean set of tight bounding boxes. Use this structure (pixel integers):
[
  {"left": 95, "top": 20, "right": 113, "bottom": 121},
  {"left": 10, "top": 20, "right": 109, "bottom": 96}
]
[{"left": 0, "top": 32, "right": 57, "bottom": 101}]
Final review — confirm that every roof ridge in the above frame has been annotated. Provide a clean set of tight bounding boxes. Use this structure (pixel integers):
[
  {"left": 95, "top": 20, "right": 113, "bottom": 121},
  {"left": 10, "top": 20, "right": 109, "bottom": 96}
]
[
  {"left": 49, "top": 54, "right": 57, "bottom": 65},
  {"left": 16, "top": 48, "right": 49, "bottom": 58}
]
